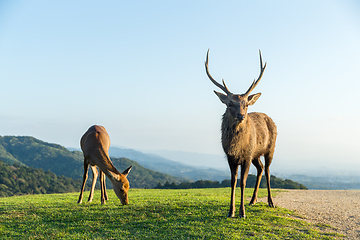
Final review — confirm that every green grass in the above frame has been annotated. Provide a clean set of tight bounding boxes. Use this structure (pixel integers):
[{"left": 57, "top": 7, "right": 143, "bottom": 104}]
[{"left": 0, "top": 188, "right": 342, "bottom": 239}]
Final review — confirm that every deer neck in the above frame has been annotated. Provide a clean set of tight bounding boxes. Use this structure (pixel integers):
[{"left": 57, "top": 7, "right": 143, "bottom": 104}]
[
  {"left": 95, "top": 152, "right": 121, "bottom": 181},
  {"left": 103, "top": 168, "right": 121, "bottom": 182},
  {"left": 222, "top": 111, "right": 251, "bottom": 133},
  {"left": 221, "top": 111, "right": 251, "bottom": 157}
]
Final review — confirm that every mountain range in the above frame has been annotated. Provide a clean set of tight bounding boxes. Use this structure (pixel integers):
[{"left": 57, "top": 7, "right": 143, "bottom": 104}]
[
  {"left": 107, "top": 147, "right": 230, "bottom": 181},
  {"left": 2, "top": 135, "right": 359, "bottom": 190},
  {"left": 0, "top": 136, "right": 181, "bottom": 188}
]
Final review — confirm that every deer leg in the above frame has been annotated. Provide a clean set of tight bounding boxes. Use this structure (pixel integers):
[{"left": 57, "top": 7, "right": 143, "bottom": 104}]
[
  {"left": 227, "top": 161, "right": 239, "bottom": 218},
  {"left": 100, "top": 170, "right": 107, "bottom": 204},
  {"left": 101, "top": 170, "right": 108, "bottom": 200},
  {"left": 239, "top": 160, "right": 251, "bottom": 219},
  {"left": 249, "top": 157, "right": 264, "bottom": 205},
  {"left": 265, "top": 153, "right": 275, "bottom": 208},
  {"left": 78, "top": 160, "right": 89, "bottom": 204},
  {"left": 87, "top": 166, "right": 98, "bottom": 203}
]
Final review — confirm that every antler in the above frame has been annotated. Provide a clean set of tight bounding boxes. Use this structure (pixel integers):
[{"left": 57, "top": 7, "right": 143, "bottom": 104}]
[
  {"left": 244, "top": 50, "right": 267, "bottom": 97},
  {"left": 205, "top": 49, "right": 232, "bottom": 95}
]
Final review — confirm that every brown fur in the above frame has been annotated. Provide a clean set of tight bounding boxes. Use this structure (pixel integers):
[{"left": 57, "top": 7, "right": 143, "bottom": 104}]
[
  {"left": 205, "top": 49, "right": 277, "bottom": 218},
  {"left": 77, "top": 125, "right": 132, "bottom": 205},
  {"left": 222, "top": 108, "right": 277, "bottom": 218}
]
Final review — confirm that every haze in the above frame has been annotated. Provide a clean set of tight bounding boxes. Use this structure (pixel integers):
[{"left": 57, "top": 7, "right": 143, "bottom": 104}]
[{"left": 1, "top": 1, "right": 359, "bottom": 174}]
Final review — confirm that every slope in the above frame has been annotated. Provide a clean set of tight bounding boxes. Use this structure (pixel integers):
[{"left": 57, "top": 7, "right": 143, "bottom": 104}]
[{"left": 0, "top": 136, "right": 182, "bottom": 188}]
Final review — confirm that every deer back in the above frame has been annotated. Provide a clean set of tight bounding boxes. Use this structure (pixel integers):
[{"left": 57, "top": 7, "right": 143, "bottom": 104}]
[{"left": 80, "top": 125, "right": 119, "bottom": 174}]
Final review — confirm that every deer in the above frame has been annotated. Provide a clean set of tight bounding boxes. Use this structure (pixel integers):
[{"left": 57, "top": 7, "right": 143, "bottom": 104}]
[
  {"left": 77, "top": 125, "right": 132, "bottom": 205},
  {"left": 205, "top": 49, "right": 277, "bottom": 218}
]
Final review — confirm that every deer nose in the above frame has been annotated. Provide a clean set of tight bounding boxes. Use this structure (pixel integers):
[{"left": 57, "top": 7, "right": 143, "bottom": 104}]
[
  {"left": 121, "top": 199, "right": 129, "bottom": 205},
  {"left": 237, "top": 114, "right": 245, "bottom": 122}
]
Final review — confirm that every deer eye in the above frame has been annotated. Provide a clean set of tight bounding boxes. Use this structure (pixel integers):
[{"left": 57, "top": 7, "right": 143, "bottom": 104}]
[{"left": 228, "top": 101, "right": 233, "bottom": 107}]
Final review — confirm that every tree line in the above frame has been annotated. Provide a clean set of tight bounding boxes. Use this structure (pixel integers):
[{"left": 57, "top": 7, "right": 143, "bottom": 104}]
[{"left": 155, "top": 174, "right": 308, "bottom": 190}]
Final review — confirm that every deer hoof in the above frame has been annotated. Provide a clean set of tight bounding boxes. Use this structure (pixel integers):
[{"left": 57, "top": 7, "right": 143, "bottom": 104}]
[
  {"left": 249, "top": 197, "right": 257, "bottom": 205},
  {"left": 268, "top": 203, "right": 275, "bottom": 208},
  {"left": 239, "top": 214, "right": 246, "bottom": 219},
  {"left": 227, "top": 212, "right": 235, "bottom": 218}
]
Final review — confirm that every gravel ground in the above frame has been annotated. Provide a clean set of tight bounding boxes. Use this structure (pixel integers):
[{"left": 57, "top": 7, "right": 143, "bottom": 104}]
[{"left": 263, "top": 189, "right": 360, "bottom": 239}]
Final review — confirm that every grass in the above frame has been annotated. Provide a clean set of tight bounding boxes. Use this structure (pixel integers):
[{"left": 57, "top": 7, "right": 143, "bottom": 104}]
[{"left": 0, "top": 188, "right": 342, "bottom": 239}]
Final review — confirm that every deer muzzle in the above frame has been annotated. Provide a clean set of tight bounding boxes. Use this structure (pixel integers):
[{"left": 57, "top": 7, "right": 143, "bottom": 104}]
[{"left": 236, "top": 114, "right": 245, "bottom": 122}]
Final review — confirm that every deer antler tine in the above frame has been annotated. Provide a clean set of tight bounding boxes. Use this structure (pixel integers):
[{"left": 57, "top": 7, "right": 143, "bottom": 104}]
[
  {"left": 205, "top": 49, "right": 231, "bottom": 95},
  {"left": 222, "top": 79, "right": 230, "bottom": 94},
  {"left": 244, "top": 50, "right": 267, "bottom": 96},
  {"left": 259, "top": 50, "right": 267, "bottom": 73}
]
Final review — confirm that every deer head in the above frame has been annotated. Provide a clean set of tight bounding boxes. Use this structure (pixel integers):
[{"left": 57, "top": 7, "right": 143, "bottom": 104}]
[
  {"left": 205, "top": 49, "right": 267, "bottom": 123},
  {"left": 109, "top": 166, "right": 132, "bottom": 205}
]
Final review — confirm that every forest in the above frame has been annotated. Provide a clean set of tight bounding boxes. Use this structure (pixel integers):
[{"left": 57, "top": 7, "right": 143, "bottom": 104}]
[{"left": 0, "top": 161, "right": 84, "bottom": 197}]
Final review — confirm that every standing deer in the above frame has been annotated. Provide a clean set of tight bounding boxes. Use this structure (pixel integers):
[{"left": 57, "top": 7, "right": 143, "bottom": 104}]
[
  {"left": 205, "top": 50, "right": 277, "bottom": 218},
  {"left": 77, "top": 125, "right": 132, "bottom": 205}
]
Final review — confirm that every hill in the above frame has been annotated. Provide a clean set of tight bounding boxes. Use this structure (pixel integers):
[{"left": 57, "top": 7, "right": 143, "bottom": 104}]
[
  {"left": 0, "top": 136, "right": 84, "bottom": 178},
  {"left": 0, "top": 161, "right": 84, "bottom": 197},
  {"left": 0, "top": 136, "right": 182, "bottom": 189}
]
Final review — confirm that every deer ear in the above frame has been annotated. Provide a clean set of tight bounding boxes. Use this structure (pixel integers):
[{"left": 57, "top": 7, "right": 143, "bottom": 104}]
[
  {"left": 248, "top": 93, "right": 261, "bottom": 105},
  {"left": 122, "top": 165, "right": 132, "bottom": 177},
  {"left": 214, "top": 91, "right": 228, "bottom": 104}
]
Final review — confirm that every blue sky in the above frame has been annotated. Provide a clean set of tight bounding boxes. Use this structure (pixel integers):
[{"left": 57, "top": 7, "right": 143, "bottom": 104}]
[{"left": 1, "top": 1, "right": 360, "bottom": 172}]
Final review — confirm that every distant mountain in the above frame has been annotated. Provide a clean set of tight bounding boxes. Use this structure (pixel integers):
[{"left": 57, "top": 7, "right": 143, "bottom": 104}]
[
  {"left": 144, "top": 149, "right": 228, "bottom": 170},
  {"left": 285, "top": 174, "right": 360, "bottom": 190},
  {"left": 0, "top": 136, "right": 182, "bottom": 188},
  {"left": 108, "top": 146, "right": 230, "bottom": 182},
  {"left": 0, "top": 136, "right": 314, "bottom": 191}
]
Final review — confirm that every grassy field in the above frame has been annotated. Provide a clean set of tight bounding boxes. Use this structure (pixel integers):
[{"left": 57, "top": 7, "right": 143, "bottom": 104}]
[{"left": 0, "top": 188, "right": 341, "bottom": 239}]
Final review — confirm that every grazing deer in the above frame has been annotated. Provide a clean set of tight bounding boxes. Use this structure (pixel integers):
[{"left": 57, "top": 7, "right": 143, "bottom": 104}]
[
  {"left": 205, "top": 50, "right": 277, "bottom": 218},
  {"left": 77, "top": 125, "right": 132, "bottom": 205}
]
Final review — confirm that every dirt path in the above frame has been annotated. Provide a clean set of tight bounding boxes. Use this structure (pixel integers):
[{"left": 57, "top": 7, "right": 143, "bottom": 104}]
[{"left": 264, "top": 190, "right": 360, "bottom": 239}]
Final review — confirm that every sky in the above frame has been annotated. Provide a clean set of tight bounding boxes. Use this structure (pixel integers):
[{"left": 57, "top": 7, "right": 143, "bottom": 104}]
[{"left": 1, "top": 1, "right": 360, "bottom": 173}]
